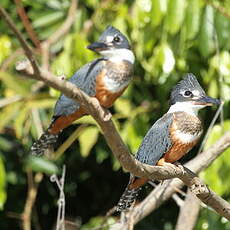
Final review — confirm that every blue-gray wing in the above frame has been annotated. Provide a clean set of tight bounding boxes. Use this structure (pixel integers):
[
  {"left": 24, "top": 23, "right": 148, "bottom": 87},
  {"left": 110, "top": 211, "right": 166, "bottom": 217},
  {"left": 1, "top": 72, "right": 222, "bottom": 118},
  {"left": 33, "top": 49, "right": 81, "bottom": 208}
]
[
  {"left": 135, "top": 113, "right": 173, "bottom": 165},
  {"left": 54, "top": 59, "right": 105, "bottom": 116}
]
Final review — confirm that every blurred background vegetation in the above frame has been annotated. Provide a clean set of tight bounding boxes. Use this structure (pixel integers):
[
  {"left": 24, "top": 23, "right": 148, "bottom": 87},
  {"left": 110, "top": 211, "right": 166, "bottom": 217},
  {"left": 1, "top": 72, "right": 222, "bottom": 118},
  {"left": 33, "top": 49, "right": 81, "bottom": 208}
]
[{"left": 0, "top": 0, "right": 230, "bottom": 229}]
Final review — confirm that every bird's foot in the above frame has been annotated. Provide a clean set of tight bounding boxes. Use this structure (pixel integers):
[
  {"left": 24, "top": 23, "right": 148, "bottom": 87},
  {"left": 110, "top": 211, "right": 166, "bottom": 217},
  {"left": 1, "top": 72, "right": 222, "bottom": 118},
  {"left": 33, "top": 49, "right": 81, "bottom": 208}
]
[{"left": 174, "top": 162, "right": 185, "bottom": 175}]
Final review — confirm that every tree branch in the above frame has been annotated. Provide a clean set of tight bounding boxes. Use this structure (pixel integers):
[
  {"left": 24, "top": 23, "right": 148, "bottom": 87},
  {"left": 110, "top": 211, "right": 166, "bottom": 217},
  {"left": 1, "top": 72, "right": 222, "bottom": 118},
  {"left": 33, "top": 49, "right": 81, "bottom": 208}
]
[
  {"left": 0, "top": 6, "right": 40, "bottom": 77},
  {"left": 41, "top": 0, "right": 78, "bottom": 70},
  {"left": 175, "top": 189, "right": 201, "bottom": 230},
  {"left": 122, "top": 131, "right": 230, "bottom": 227},
  {"left": 14, "top": 0, "right": 41, "bottom": 49},
  {"left": 22, "top": 172, "right": 43, "bottom": 230},
  {"left": 1, "top": 5, "right": 230, "bottom": 224}
]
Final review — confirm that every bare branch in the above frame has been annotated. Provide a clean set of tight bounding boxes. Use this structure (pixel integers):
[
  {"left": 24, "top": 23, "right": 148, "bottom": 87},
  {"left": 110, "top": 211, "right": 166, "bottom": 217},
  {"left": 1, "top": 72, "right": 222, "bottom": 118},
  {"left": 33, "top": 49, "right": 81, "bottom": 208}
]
[
  {"left": 22, "top": 172, "right": 43, "bottom": 230},
  {"left": 0, "top": 48, "right": 23, "bottom": 71},
  {"left": 14, "top": 0, "right": 41, "bottom": 49},
  {"left": 41, "top": 0, "right": 78, "bottom": 70},
  {"left": 121, "top": 131, "right": 230, "bottom": 226},
  {"left": 44, "top": 0, "right": 77, "bottom": 46},
  {"left": 175, "top": 189, "right": 201, "bottom": 230},
  {"left": 0, "top": 7, "right": 40, "bottom": 77},
  {"left": 1, "top": 5, "right": 230, "bottom": 225}
]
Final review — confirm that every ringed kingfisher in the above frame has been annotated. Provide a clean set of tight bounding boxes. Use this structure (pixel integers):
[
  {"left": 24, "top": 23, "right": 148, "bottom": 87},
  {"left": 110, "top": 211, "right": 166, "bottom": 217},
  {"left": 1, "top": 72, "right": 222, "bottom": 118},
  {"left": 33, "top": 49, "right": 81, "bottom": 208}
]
[
  {"left": 116, "top": 73, "right": 220, "bottom": 212},
  {"left": 31, "top": 26, "right": 135, "bottom": 156}
]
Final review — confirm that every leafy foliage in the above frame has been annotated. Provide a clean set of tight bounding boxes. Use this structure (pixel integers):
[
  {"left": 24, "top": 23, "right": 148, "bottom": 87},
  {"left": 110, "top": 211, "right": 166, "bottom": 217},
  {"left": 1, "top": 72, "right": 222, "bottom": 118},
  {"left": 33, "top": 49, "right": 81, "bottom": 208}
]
[{"left": 0, "top": 0, "right": 229, "bottom": 229}]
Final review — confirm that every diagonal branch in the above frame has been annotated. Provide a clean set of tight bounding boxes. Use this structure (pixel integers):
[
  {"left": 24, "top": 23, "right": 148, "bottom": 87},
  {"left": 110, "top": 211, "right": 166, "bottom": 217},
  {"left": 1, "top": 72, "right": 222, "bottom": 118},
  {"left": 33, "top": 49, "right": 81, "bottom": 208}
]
[
  {"left": 0, "top": 6, "right": 40, "bottom": 77},
  {"left": 175, "top": 189, "right": 201, "bottom": 230},
  {"left": 14, "top": 0, "right": 41, "bottom": 49},
  {"left": 123, "top": 131, "right": 230, "bottom": 226},
  {"left": 1, "top": 5, "right": 230, "bottom": 224}
]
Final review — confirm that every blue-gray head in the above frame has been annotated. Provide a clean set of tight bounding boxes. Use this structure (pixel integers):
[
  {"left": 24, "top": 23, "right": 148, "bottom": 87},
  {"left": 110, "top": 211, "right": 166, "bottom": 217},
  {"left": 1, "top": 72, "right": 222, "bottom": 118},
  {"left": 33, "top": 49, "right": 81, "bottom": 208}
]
[
  {"left": 87, "top": 26, "right": 131, "bottom": 52},
  {"left": 169, "top": 73, "right": 220, "bottom": 114}
]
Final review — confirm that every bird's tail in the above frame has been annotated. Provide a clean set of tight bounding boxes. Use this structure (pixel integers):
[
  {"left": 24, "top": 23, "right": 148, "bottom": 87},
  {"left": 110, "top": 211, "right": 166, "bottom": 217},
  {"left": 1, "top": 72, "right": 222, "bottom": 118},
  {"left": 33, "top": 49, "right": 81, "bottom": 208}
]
[
  {"left": 30, "top": 130, "right": 59, "bottom": 156},
  {"left": 116, "top": 182, "right": 141, "bottom": 212}
]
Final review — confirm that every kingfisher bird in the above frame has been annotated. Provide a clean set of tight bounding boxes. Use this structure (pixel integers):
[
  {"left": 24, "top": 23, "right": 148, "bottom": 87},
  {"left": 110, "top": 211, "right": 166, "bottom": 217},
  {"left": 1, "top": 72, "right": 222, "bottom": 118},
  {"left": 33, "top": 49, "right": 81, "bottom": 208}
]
[
  {"left": 117, "top": 73, "right": 220, "bottom": 212},
  {"left": 31, "top": 26, "right": 134, "bottom": 156}
]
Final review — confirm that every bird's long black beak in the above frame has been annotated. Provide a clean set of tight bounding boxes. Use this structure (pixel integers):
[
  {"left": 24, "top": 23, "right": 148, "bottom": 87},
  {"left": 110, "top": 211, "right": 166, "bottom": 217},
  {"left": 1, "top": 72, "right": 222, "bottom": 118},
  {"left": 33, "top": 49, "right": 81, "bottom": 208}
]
[
  {"left": 194, "top": 96, "right": 221, "bottom": 106},
  {"left": 87, "top": 42, "right": 110, "bottom": 52}
]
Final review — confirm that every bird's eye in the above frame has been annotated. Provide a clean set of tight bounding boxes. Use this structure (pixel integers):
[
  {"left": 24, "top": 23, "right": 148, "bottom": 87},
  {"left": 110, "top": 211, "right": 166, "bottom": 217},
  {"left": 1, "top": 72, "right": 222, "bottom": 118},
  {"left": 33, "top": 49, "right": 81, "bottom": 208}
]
[
  {"left": 184, "top": 90, "right": 193, "bottom": 97},
  {"left": 113, "top": 36, "right": 121, "bottom": 42}
]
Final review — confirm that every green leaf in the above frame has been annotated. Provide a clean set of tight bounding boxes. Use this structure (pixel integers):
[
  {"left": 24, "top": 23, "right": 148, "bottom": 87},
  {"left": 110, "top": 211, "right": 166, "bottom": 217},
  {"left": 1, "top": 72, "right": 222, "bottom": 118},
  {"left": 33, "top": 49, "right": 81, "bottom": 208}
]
[
  {"left": 165, "top": 0, "right": 186, "bottom": 34},
  {"left": 32, "top": 11, "right": 64, "bottom": 28},
  {"left": 114, "top": 98, "right": 132, "bottom": 117},
  {"left": 151, "top": 0, "right": 167, "bottom": 27},
  {"left": 215, "top": 11, "right": 230, "bottom": 50},
  {"left": 0, "top": 136, "right": 12, "bottom": 152},
  {"left": 26, "top": 156, "right": 59, "bottom": 175},
  {"left": 198, "top": 5, "right": 215, "bottom": 57},
  {"left": 81, "top": 216, "right": 116, "bottom": 230},
  {"left": 14, "top": 107, "right": 29, "bottom": 138},
  {"left": 0, "top": 155, "right": 7, "bottom": 210},
  {"left": 201, "top": 121, "right": 230, "bottom": 195},
  {"left": 0, "top": 35, "right": 12, "bottom": 64},
  {"left": 0, "top": 72, "right": 30, "bottom": 96},
  {"left": 184, "top": 0, "right": 201, "bottom": 40},
  {"left": 79, "top": 126, "right": 99, "bottom": 157},
  {"left": 27, "top": 99, "right": 56, "bottom": 109},
  {"left": 0, "top": 102, "right": 22, "bottom": 132}
]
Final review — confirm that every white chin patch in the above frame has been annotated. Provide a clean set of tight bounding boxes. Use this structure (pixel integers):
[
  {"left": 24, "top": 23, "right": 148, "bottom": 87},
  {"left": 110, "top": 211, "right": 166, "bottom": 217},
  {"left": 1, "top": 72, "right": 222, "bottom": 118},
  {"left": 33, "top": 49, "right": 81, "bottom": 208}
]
[
  {"left": 167, "top": 101, "right": 206, "bottom": 116},
  {"left": 100, "top": 49, "right": 135, "bottom": 64}
]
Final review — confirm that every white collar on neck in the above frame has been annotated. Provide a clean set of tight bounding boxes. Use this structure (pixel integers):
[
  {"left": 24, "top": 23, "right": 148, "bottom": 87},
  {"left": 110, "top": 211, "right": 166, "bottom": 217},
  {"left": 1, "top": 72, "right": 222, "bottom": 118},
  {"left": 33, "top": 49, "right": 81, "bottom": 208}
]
[
  {"left": 167, "top": 101, "right": 206, "bottom": 116},
  {"left": 100, "top": 49, "right": 135, "bottom": 64}
]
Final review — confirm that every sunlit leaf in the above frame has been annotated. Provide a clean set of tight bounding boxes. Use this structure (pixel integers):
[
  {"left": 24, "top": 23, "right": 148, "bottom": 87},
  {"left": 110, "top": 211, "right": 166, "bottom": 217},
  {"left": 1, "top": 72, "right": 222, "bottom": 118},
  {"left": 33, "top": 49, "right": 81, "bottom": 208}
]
[
  {"left": 201, "top": 121, "right": 230, "bottom": 195},
  {"left": 32, "top": 11, "right": 64, "bottom": 28},
  {"left": 198, "top": 5, "right": 215, "bottom": 57},
  {"left": 14, "top": 107, "right": 29, "bottom": 138},
  {"left": 151, "top": 0, "right": 167, "bottom": 27},
  {"left": 0, "top": 72, "right": 30, "bottom": 96},
  {"left": 184, "top": 0, "right": 201, "bottom": 40},
  {"left": 79, "top": 126, "right": 99, "bottom": 157},
  {"left": 165, "top": 0, "right": 186, "bottom": 34},
  {"left": 0, "top": 102, "right": 22, "bottom": 132},
  {"left": 26, "top": 156, "right": 59, "bottom": 175},
  {"left": 114, "top": 98, "right": 132, "bottom": 117},
  {"left": 215, "top": 11, "right": 230, "bottom": 50},
  {"left": 81, "top": 216, "right": 116, "bottom": 230},
  {"left": 0, "top": 35, "right": 11, "bottom": 64}
]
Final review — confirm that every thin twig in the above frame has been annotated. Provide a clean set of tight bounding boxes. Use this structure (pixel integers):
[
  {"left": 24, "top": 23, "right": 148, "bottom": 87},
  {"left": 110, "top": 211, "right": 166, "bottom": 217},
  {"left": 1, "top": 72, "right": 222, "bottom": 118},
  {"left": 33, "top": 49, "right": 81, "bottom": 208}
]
[
  {"left": 172, "top": 194, "right": 184, "bottom": 207},
  {"left": 41, "top": 0, "right": 77, "bottom": 70},
  {"left": 175, "top": 189, "right": 201, "bottom": 230},
  {"left": 14, "top": 0, "right": 40, "bottom": 49},
  {"left": 0, "top": 48, "right": 23, "bottom": 71},
  {"left": 0, "top": 95, "right": 22, "bottom": 108},
  {"left": 197, "top": 102, "right": 223, "bottom": 154},
  {"left": 31, "top": 109, "right": 43, "bottom": 137},
  {"left": 0, "top": 7, "right": 40, "bottom": 77},
  {"left": 2, "top": 5, "right": 230, "bottom": 226},
  {"left": 53, "top": 124, "right": 88, "bottom": 160},
  {"left": 22, "top": 172, "right": 43, "bottom": 230}
]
